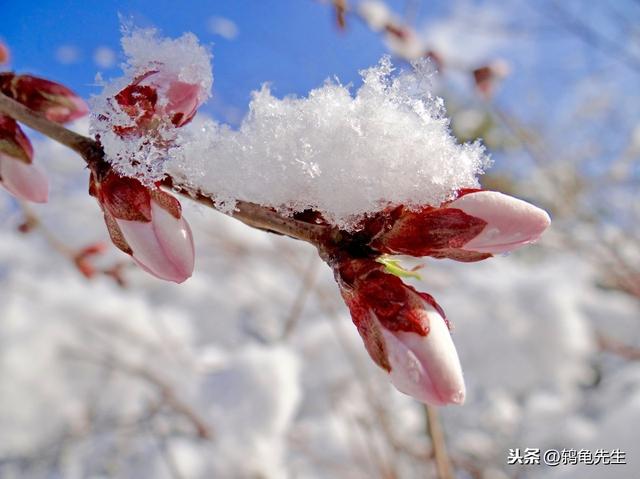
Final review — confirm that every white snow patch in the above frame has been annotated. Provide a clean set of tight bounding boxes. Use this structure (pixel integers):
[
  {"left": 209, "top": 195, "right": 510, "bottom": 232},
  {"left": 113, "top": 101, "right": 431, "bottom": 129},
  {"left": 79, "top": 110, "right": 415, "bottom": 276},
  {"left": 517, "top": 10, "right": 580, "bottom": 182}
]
[{"left": 169, "top": 56, "right": 489, "bottom": 229}]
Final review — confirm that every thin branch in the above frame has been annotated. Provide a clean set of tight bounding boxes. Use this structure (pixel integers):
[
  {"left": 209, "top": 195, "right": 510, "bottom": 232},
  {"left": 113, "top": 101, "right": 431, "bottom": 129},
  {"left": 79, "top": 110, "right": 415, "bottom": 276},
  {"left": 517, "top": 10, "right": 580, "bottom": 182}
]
[
  {"left": 0, "top": 92, "right": 95, "bottom": 157},
  {"left": 281, "top": 251, "right": 321, "bottom": 339},
  {"left": 425, "top": 405, "right": 454, "bottom": 479},
  {"left": 64, "top": 349, "right": 213, "bottom": 440},
  {"left": 161, "top": 177, "right": 326, "bottom": 244}
]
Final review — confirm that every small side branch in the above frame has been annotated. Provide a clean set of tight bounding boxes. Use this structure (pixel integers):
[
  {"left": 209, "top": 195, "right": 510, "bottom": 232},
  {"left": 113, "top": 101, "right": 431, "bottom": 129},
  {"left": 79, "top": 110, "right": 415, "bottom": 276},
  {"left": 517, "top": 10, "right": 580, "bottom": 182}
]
[{"left": 0, "top": 92, "right": 94, "bottom": 157}]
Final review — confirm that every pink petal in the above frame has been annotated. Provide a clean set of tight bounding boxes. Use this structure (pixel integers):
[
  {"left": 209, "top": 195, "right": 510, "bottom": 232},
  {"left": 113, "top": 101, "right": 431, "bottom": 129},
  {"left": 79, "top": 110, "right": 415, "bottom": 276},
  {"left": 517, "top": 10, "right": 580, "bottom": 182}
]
[
  {"left": 0, "top": 154, "right": 49, "bottom": 203},
  {"left": 382, "top": 302, "right": 465, "bottom": 406},
  {"left": 150, "top": 199, "right": 195, "bottom": 278},
  {"left": 116, "top": 201, "right": 194, "bottom": 283},
  {"left": 449, "top": 191, "right": 550, "bottom": 254},
  {"left": 166, "top": 81, "right": 201, "bottom": 126}
]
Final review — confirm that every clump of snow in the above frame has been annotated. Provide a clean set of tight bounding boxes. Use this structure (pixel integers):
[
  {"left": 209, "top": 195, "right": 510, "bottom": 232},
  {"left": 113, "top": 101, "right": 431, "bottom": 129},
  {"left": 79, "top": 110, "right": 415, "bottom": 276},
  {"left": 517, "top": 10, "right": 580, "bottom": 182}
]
[
  {"left": 90, "top": 28, "right": 212, "bottom": 183},
  {"left": 170, "top": 56, "right": 489, "bottom": 229},
  {"left": 92, "top": 29, "right": 488, "bottom": 229},
  {"left": 118, "top": 28, "right": 212, "bottom": 89}
]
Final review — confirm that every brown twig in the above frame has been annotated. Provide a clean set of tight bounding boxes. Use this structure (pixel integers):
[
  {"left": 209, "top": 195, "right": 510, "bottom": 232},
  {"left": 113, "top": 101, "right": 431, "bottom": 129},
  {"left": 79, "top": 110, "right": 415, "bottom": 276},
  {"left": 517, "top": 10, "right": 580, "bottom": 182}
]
[{"left": 425, "top": 405, "right": 454, "bottom": 479}]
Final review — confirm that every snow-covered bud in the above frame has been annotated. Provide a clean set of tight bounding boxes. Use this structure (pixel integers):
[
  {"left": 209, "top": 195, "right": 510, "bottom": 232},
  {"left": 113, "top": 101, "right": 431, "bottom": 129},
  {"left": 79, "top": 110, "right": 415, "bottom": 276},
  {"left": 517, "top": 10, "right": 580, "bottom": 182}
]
[
  {"left": 0, "top": 115, "right": 48, "bottom": 202},
  {"left": 335, "top": 258, "right": 465, "bottom": 406},
  {"left": 371, "top": 190, "right": 550, "bottom": 261},
  {"left": 89, "top": 170, "right": 194, "bottom": 283},
  {"left": 0, "top": 73, "right": 88, "bottom": 123},
  {"left": 114, "top": 70, "right": 206, "bottom": 135}
]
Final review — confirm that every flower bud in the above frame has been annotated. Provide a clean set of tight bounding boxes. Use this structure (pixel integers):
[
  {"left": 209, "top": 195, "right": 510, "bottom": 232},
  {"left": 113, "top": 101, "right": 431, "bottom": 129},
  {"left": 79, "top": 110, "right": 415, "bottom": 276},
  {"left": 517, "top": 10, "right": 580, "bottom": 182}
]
[
  {"left": 335, "top": 258, "right": 465, "bottom": 406},
  {"left": 90, "top": 170, "right": 194, "bottom": 283},
  {"left": 0, "top": 73, "right": 89, "bottom": 123},
  {"left": 446, "top": 190, "right": 550, "bottom": 253},
  {"left": 371, "top": 190, "right": 550, "bottom": 261},
  {"left": 114, "top": 70, "right": 206, "bottom": 134},
  {"left": 0, "top": 115, "right": 48, "bottom": 203}
]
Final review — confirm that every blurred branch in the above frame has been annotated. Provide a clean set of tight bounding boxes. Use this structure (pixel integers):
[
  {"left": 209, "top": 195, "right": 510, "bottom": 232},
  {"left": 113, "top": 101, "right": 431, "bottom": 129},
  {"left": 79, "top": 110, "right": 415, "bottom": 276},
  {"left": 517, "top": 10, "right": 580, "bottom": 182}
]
[
  {"left": 281, "top": 251, "right": 321, "bottom": 339},
  {"left": 597, "top": 333, "right": 640, "bottom": 361},
  {"left": 425, "top": 406, "right": 454, "bottom": 479},
  {"left": 148, "top": 425, "right": 186, "bottom": 479},
  {"left": 17, "top": 201, "right": 129, "bottom": 284},
  {"left": 18, "top": 201, "right": 75, "bottom": 256},
  {"left": 64, "top": 349, "right": 213, "bottom": 440}
]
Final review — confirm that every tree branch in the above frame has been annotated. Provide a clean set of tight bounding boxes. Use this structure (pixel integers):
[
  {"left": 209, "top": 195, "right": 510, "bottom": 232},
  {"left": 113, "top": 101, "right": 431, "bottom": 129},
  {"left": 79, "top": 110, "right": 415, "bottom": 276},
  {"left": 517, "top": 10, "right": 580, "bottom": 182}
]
[
  {"left": 425, "top": 405, "right": 454, "bottom": 479},
  {"left": 0, "top": 90, "right": 331, "bottom": 245},
  {"left": 0, "top": 91, "right": 95, "bottom": 157}
]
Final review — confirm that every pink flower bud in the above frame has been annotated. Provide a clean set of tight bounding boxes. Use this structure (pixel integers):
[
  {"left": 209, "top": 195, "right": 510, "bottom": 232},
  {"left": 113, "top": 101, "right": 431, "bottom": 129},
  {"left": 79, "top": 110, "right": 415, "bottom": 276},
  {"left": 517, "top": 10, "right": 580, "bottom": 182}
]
[
  {"left": 0, "top": 115, "right": 48, "bottom": 203},
  {"left": 370, "top": 190, "right": 550, "bottom": 261},
  {"left": 114, "top": 70, "right": 206, "bottom": 134},
  {"left": 335, "top": 258, "right": 465, "bottom": 405},
  {"left": 0, "top": 153, "right": 49, "bottom": 203},
  {"left": 90, "top": 171, "right": 194, "bottom": 283},
  {"left": 0, "top": 114, "right": 33, "bottom": 162},
  {"left": 0, "top": 73, "right": 89, "bottom": 123},
  {"left": 164, "top": 78, "right": 203, "bottom": 127},
  {"left": 447, "top": 190, "right": 550, "bottom": 254}
]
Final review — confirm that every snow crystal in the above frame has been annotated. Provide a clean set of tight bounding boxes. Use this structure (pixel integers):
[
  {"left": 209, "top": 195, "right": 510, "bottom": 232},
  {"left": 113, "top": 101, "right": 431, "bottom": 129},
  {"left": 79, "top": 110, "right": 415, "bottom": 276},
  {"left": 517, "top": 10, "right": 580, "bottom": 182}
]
[
  {"left": 90, "top": 28, "right": 212, "bottom": 183},
  {"left": 170, "top": 56, "right": 490, "bottom": 229}
]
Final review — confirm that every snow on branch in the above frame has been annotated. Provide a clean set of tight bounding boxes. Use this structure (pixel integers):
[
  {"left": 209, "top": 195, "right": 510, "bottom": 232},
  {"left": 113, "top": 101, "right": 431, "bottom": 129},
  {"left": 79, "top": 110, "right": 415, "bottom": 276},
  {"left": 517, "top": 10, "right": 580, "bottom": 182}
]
[{"left": 91, "top": 29, "right": 490, "bottom": 230}]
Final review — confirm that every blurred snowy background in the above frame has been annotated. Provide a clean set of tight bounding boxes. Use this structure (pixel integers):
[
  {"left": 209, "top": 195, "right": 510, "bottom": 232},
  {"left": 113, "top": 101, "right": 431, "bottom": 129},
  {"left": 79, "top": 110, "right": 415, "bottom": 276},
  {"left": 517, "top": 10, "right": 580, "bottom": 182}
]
[{"left": 1, "top": 0, "right": 639, "bottom": 478}]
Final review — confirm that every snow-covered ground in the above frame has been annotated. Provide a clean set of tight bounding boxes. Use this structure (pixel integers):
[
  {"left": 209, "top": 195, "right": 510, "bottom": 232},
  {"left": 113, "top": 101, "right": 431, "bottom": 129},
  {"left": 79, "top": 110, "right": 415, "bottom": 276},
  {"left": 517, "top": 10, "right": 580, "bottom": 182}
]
[{"left": 0, "top": 122, "right": 638, "bottom": 478}]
